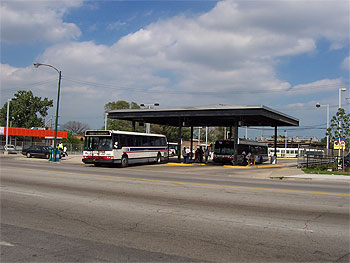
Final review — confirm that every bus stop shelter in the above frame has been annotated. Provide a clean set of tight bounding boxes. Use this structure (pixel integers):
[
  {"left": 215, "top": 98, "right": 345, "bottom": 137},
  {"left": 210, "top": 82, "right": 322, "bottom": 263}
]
[{"left": 107, "top": 105, "right": 299, "bottom": 164}]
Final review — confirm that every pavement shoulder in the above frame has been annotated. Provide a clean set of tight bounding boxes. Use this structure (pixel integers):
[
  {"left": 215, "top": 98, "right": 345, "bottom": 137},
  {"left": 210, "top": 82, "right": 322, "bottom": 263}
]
[{"left": 270, "top": 174, "right": 350, "bottom": 181}]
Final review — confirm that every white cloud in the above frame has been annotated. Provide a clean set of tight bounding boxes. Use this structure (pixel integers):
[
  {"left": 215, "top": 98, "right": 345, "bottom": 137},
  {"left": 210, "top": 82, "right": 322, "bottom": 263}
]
[
  {"left": 0, "top": 0, "right": 82, "bottom": 43},
  {"left": 1, "top": 0, "right": 349, "bottom": 128},
  {"left": 107, "top": 21, "right": 127, "bottom": 31},
  {"left": 341, "top": 56, "right": 350, "bottom": 71},
  {"left": 289, "top": 79, "right": 345, "bottom": 95}
]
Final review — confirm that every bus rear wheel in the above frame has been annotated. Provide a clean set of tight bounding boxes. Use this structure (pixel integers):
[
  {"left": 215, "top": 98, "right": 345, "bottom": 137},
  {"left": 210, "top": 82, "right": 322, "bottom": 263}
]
[{"left": 121, "top": 155, "right": 128, "bottom": 168}]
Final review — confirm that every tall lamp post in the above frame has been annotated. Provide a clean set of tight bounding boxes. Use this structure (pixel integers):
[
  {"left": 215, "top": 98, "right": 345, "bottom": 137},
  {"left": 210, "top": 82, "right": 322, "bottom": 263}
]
[
  {"left": 33, "top": 63, "right": 61, "bottom": 162},
  {"left": 316, "top": 103, "right": 329, "bottom": 151},
  {"left": 140, "top": 103, "right": 159, "bottom": 133},
  {"left": 338, "top": 88, "right": 347, "bottom": 157},
  {"left": 5, "top": 99, "right": 11, "bottom": 154}
]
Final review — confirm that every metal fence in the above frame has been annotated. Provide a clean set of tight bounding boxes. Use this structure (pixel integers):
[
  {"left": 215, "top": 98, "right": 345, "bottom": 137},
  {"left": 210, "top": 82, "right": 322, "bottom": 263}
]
[{"left": 297, "top": 147, "right": 346, "bottom": 168}]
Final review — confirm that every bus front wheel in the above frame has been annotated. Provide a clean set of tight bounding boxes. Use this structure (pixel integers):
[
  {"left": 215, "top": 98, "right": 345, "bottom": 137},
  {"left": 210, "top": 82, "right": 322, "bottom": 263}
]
[{"left": 121, "top": 155, "right": 128, "bottom": 168}]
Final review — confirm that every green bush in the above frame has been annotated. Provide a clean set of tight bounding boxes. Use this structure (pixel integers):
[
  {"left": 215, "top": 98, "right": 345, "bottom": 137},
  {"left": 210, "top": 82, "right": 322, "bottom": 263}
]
[{"left": 302, "top": 164, "right": 350, "bottom": 175}]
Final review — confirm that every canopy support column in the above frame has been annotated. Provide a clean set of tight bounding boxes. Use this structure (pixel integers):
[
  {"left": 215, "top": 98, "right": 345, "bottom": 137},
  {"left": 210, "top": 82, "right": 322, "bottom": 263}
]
[
  {"left": 190, "top": 126, "right": 194, "bottom": 161},
  {"left": 177, "top": 120, "right": 182, "bottom": 160},
  {"left": 274, "top": 126, "right": 278, "bottom": 164},
  {"left": 233, "top": 121, "right": 239, "bottom": 165}
]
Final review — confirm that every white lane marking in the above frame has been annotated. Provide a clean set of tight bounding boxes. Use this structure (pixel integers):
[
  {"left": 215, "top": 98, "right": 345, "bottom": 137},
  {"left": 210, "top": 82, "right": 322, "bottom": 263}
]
[
  {"left": 0, "top": 241, "right": 15, "bottom": 247},
  {"left": 1, "top": 189, "right": 44, "bottom": 197}
]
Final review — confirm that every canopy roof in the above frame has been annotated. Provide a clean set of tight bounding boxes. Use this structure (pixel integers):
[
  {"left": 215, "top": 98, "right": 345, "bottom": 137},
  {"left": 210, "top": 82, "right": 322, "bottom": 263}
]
[{"left": 107, "top": 105, "right": 299, "bottom": 127}]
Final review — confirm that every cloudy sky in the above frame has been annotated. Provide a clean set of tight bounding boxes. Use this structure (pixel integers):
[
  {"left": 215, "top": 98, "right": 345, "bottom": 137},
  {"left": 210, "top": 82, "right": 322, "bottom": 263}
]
[{"left": 1, "top": 0, "right": 349, "bottom": 139}]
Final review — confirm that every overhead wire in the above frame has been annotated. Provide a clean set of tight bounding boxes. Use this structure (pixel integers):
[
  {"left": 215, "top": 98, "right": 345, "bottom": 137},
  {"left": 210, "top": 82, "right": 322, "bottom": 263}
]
[{"left": 1, "top": 78, "right": 58, "bottom": 93}]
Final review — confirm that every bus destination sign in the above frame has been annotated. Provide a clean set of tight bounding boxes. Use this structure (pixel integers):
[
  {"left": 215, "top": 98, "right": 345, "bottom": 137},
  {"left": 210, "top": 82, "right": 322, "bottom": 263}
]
[{"left": 86, "top": 130, "right": 111, "bottom": 136}]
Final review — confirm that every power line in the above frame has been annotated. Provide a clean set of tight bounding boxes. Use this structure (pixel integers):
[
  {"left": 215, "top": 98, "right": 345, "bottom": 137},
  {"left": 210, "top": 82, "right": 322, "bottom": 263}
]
[
  {"left": 246, "top": 123, "right": 328, "bottom": 132},
  {"left": 1, "top": 78, "right": 58, "bottom": 93}
]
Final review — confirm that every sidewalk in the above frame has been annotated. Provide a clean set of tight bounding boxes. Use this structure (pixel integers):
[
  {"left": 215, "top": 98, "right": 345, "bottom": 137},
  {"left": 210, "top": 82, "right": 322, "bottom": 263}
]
[{"left": 270, "top": 173, "right": 350, "bottom": 180}]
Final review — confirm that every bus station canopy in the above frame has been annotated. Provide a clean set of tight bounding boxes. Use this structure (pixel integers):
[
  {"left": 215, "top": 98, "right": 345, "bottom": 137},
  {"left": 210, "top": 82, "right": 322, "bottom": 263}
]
[{"left": 107, "top": 105, "right": 299, "bottom": 127}]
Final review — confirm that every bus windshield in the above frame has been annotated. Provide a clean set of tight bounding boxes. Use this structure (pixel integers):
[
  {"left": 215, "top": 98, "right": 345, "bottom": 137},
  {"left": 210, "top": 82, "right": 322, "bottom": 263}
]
[
  {"left": 84, "top": 137, "right": 113, "bottom": 151},
  {"left": 214, "top": 141, "right": 235, "bottom": 155}
]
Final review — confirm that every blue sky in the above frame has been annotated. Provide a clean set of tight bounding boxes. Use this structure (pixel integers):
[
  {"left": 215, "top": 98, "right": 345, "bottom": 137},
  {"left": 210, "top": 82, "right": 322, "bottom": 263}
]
[{"left": 1, "top": 0, "right": 349, "bottom": 140}]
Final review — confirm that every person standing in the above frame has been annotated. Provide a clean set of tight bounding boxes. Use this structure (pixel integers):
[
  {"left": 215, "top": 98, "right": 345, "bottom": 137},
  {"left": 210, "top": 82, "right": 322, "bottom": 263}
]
[
  {"left": 247, "top": 151, "right": 252, "bottom": 165},
  {"left": 186, "top": 147, "right": 191, "bottom": 163},
  {"left": 204, "top": 147, "right": 210, "bottom": 164},
  {"left": 199, "top": 146, "right": 204, "bottom": 163},
  {"left": 242, "top": 150, "right": 247, "bottom": 166},
  {"left": 182, "top": 147, "right": 187, "bottom": 163},
  {"left": 63, "top": 145, "right": 68, "bottom": 157}
]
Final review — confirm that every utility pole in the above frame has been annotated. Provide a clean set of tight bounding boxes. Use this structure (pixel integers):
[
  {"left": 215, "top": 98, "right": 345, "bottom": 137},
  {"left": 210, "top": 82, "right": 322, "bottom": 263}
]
[
  {"left": 5, "top": 99, "right": 11, "bottom": 153},
  {"left": 104, "top": 113, "right": 108, "bottom": 130}
]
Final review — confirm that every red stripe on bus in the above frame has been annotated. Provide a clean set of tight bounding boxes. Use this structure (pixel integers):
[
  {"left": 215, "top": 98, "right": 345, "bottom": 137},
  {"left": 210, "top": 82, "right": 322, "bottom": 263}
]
[{"left": 123, "top": 150, "right": 167, "bottom": 154}]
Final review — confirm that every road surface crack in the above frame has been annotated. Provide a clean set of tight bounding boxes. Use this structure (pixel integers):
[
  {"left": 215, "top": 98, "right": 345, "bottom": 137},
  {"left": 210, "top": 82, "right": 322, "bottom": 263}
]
[
  {"left": 335, "top": 252, "right": 350, "bottom": 262},
  {"left": 303, "top": 213, "right": 324, "bottom": 245}
]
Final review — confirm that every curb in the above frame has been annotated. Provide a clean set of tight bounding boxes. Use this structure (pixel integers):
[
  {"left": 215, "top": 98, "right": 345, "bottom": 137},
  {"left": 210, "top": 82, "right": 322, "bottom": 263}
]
[
  {"left": 270, "top": 174, "right": 350, "bottom": 180},
  {"left": 166, "top": 162, "right": 206, "bottom": 166},
  {"left": 270, "top": 176, "right": 312, "bottom": 180},
  {"left": 224, "top": 164, "right": 286, "bottom": 169}
]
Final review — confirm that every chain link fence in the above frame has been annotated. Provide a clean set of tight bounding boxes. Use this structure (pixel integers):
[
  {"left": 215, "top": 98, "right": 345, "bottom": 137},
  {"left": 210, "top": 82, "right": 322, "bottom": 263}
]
[{"left": 297, "top": 146, "right": 348, "bottom": 169}]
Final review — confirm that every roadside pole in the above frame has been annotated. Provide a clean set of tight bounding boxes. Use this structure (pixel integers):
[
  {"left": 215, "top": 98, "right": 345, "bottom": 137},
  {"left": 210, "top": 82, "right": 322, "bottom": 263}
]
[{"left": 5, "top": 99, "right": 11, "bottom": 155}]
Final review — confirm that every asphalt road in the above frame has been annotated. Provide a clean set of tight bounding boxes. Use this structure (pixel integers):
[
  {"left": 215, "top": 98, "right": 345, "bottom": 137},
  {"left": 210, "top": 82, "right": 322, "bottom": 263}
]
[{"left": 1, "top": 156, "right": 349, "bottom": 262}]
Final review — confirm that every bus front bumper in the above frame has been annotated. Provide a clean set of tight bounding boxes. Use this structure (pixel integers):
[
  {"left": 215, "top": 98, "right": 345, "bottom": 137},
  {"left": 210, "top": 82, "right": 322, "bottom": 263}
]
[{"left": 82, "top": 157, "right": 121, "bottom": 165}]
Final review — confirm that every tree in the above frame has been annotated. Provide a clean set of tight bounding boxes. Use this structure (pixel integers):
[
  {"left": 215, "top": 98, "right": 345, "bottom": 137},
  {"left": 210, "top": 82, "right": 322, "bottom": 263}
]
[
  {"left": 0, "top": 90, "right": 53, "bottom": 128},
  {"left": 326, "top": 108, "right": 350, "bottom": 149},
  {"left": 61, "top": 121, "right": 89, "bottom": 136},
  {"left": 150, "top": 125, "right": 191, "bottom": 142},
  {"left": 104, "top": 100, "right": 141, "bottom": 131},
  {"left": 62, "top": 131, "right": 83, "bottom": 145}
]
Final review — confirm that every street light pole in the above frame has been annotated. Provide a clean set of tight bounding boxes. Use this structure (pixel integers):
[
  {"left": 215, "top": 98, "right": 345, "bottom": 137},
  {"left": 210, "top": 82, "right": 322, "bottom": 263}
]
[
  {"left": 338, "top": 88, "right": 346, "bottom": 158},
  {"left": 316, "top": 103, "right": 329, "bottom": 151},
  {"left": 5, "top": 99, "right": 11, "bottom": 153},
  {"left": 33, "top": 63, "right": 61, "bottom": 162},
  {"left": 104, "top": 112, "right": 108, "bottom": 130}
]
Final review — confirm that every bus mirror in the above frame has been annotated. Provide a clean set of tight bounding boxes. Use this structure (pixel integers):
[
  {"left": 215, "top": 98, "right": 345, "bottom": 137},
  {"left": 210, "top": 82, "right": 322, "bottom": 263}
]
[{"left": 114, "top": 142, "right": 118, "bottom": 148}]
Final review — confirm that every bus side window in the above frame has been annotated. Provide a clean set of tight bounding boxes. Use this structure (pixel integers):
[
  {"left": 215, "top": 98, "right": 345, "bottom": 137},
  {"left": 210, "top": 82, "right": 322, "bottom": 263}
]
[
  {"left": 150, "top": 137, "right": 156, "bottom": 146},
  {"left": 119, "top": 134, "right": 127, "bottom": 148},
  {"left": 155, "top": 137, "right": 162, "bottom": 146},
  {"left": 127, "top": 135, "right": 135, "bottom": 147},
  {"left": 160, "top": 138, "right": 166, "bottom": 146},
  {"left": 142, "top": 136, "right": 149, "bottom": 146},
  {"left": 135, "top": 136, "right": 142, "bottom": 146},
  {"left": 113, "top": 135, "right": 119, "bottom": 149}
]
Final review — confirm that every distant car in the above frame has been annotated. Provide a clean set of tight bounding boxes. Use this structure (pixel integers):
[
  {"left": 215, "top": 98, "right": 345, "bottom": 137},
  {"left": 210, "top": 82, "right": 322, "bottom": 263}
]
[
  {"left": 4, "top": 144, "right": 17, "bottom": 154},
  {"left": 22, "top": 145, "right": 52, "bottom": 159}
]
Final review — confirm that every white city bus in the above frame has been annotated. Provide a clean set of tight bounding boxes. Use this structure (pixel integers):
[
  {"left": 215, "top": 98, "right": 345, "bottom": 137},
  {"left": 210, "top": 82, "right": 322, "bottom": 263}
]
[{"left": 83, "top": 130, "right": 168, "bottom": 167}]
